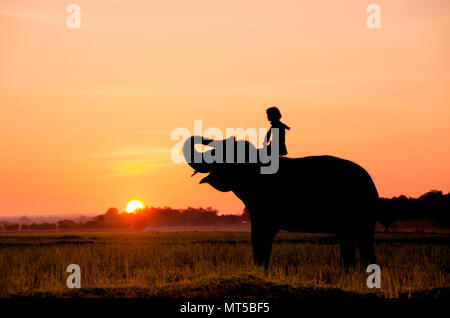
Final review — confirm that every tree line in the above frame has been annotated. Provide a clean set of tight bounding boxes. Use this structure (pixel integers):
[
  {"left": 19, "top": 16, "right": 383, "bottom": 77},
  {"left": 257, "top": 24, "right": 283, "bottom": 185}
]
[
  {"left": 0, "top": 207, "right": 250, "bottom": 231},
  {"left": 1, "top": 190, "right": 448, "bottom": 231},
  {"left": 378, "top": 190, "right": 449, "bottom": 229}
]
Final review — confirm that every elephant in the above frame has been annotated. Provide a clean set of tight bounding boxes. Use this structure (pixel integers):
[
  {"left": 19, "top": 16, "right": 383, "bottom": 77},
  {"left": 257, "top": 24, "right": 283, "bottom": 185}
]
[{"left": 183, "top": 135, "right": 379, "bottom": 268}]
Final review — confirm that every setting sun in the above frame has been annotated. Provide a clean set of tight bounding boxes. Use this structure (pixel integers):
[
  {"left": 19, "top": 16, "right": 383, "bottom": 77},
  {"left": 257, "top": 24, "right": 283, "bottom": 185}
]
[{"left": 125, "top": 200, "right": 144, "bottom": 213}]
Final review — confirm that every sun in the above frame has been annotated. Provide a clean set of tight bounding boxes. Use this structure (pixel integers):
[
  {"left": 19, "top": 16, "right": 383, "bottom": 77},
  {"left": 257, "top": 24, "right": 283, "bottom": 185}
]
[{"left": 125, "top": 200, "right": 144, "bottom": 213}]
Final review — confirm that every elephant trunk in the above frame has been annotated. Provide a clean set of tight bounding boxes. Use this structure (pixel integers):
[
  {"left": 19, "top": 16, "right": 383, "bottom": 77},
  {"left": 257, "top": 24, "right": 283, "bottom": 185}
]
[{"left": 183, "top": 136, "right": 215, "bottom": 173}]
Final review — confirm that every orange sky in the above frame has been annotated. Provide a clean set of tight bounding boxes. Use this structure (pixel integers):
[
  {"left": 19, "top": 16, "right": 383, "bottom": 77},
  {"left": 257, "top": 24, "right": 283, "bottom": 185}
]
[{"left": 0, "top": 0, "right": 449, "bottom": 216}]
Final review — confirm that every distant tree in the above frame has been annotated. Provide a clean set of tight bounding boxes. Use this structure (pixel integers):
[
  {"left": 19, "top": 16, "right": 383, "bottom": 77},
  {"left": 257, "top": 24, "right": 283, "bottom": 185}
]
[
  {"left": 21, "top": 224, "right": 30, "bottom": 230},
  {"left": 30, "top": 222, "right": 57, "bottom": 230},
  {"left": 5, "top": 223, "right": 20, "bottom": 231},
  {"left": 240, "top": 208, "right": 250, "bottom": 223},
  {"left": 78, "top": 215, "right": 88, "bottom": 224},
  {"left": 379, "top": 190, "right": 450, "bottom": 230},
  {"left": 82, "top": 220, "right": 102, "bottom": 229},
  {"left": 105, "top": 207, "right": 118, "bottom": 217},
  {"left": 419, "top": 190, "right": 443, "bottom": 200},
  {"left": 19, "top": 216, "right": 31, "bottom": 224},
  {"left": 58, "top": 219, "right": 80, "bottom": 229}
]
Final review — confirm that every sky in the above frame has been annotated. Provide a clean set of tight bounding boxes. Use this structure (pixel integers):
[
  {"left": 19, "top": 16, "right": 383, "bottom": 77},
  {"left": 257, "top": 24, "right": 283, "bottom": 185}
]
[{"left": 0, "top": 0, "right": 449, "bottom": 216}]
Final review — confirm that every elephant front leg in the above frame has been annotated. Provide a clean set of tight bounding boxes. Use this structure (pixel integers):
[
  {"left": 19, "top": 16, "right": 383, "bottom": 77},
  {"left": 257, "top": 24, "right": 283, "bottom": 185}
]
[{"left": 251, "top": 223, "right": 278, "bottom": 269}]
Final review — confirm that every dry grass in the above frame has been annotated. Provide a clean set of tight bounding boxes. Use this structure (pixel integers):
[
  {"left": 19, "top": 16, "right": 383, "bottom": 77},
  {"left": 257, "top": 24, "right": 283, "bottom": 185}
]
[{"left": 0, "top": 232, "right": 448, "bottom": 298}]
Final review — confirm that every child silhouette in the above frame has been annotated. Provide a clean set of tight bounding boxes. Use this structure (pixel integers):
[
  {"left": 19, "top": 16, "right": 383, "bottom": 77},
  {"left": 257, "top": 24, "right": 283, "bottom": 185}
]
[{"left": 264, "top": 106, "right": 290, "bottom": 156}]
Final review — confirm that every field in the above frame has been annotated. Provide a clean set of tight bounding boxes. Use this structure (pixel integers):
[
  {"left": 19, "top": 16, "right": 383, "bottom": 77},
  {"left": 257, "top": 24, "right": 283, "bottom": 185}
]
[{"left": 0, "top": 231, "right": 448, "bottom": 298}]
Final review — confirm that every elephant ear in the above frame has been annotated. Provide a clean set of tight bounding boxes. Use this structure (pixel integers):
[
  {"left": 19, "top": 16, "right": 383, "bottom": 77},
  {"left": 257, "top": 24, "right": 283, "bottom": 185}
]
[{"left": 209, "top": 136, "right": 234, "bottom": 148}]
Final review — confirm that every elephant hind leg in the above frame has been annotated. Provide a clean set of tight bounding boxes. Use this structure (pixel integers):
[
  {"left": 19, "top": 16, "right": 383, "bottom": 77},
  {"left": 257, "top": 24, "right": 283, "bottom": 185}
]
[
  {"left": 336, "top": 231, "right": 356, "bottom": 268},
  {"left": 339, "top": 241, "right": 356, "bottom": 268},
  {"left": 358, "top": 238, "right": 376, "bottom": 266},
  {"left": 357, "top": 219, "right": 377, "bottom": 266},
  {"left": 251, "top": 225, "right": 277, "bottom": 270}
]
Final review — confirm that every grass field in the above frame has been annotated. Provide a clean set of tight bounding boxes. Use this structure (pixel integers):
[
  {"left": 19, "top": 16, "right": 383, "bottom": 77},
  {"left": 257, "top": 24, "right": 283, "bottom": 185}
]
[{"left": 0, "top": 231, "right": 448, "bottom": 298}]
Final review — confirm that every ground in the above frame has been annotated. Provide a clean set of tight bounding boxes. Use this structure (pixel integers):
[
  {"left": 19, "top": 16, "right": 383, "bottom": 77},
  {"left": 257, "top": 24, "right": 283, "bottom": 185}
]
[{"left": 0, "top": 231, "right": 448, "bottom": 298}]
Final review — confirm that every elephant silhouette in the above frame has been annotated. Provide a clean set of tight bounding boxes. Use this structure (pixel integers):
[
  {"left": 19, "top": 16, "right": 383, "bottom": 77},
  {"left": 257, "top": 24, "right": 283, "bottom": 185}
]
[{"left": 183, "top": 136, "right": 378, "bottom": 268}]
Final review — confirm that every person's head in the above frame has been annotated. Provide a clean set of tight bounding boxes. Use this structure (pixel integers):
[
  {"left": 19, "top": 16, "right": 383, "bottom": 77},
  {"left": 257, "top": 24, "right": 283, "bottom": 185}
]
[{"left": 266, "top": 106, "right": 282, "bottom": 122}]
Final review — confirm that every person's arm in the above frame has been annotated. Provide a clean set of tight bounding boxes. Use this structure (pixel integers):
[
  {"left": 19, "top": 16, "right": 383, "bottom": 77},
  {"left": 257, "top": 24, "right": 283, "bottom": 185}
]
[
  {"left": 263, "top": 128, "right": 271, "bottom": 147},
  {"left": 281, "top": 122, "right": 291, "bottom": 131}
]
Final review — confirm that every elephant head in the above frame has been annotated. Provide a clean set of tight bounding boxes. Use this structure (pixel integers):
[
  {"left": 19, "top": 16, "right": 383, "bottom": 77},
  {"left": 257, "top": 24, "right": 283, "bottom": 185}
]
[{"left": 183, "top": 136, "right": 277, "bottom": 192}]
